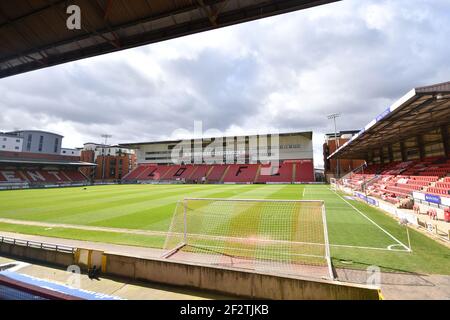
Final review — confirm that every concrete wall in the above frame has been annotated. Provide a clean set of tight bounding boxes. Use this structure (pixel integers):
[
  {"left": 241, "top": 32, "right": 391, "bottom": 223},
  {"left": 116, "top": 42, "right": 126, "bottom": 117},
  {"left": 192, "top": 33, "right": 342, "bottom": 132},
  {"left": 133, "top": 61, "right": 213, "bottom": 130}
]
[
  {"left": 104, "top": 253, "right": 380, "bottom": 300},
  {"left": 0, "top": 242, "right": 74, "bottom": 266},
  {"left": 0, "top": 242, "right": 380, "bottom": 300}
]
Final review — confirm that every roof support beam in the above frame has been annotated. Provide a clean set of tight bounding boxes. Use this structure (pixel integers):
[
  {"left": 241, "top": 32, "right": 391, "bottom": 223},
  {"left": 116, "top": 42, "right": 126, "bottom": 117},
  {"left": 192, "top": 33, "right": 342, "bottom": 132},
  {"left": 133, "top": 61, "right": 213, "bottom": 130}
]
[
  {"left": 0, "top": 0, "right": 67, "bottom": 29},
  {"left": 441, "top": 125, "right": 449, "bottom": 157},
  {"left": 0, "top": 1, "right": 341, "bottom": 78},
  {"left": 196, "top": 0, "right": 219, "bottom": 26},
  {"left": 93, "top": 0, "right": 122, "bottom": 48}
]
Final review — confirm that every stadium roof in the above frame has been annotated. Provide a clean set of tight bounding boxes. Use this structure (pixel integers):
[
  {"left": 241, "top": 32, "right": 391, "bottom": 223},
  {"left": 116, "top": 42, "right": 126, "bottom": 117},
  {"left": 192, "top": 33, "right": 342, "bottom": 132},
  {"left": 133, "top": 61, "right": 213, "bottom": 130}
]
[
  {"left": 0, "top": 159, "right": 95, "bottom": 166},
  {"left": 0, "top": 150, "right": 95, "bottom": 166},
  {"left": 120, "top": 131, "right": 313, "bottom": 148},
  {"left": 0, "top": 0, "right": 339, "bottom": 79},
  {"left": 328, "top": 81, "right": 450, "bottom": 160},
  {"left": 6, "top": 130, "right": 64, "bottom": 137},
  {"left": 324, "top": 130, "right": 359, "bottom": 138}
]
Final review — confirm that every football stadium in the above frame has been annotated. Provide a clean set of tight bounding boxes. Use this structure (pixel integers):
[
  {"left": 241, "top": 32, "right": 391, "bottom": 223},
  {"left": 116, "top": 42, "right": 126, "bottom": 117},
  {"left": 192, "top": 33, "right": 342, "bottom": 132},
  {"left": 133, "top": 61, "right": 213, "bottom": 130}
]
[{"left": 0, "top": 0, "right": 449, "bottom": 304}]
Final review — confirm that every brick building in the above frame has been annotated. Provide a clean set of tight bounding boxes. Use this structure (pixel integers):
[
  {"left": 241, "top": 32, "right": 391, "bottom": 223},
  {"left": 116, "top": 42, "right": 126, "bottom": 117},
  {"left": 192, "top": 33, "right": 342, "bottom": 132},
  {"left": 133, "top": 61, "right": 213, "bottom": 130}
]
[
  {"left": 323, "top": 131, "right": 365, "bottom": 181},
  {"left": 80, "top": 143, "right": 136, "bottom": 181}
]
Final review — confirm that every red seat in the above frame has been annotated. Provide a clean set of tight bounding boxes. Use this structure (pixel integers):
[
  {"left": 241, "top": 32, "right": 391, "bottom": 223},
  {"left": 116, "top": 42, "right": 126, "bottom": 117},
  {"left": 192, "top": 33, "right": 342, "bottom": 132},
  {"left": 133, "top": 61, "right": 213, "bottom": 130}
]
[
  {"left": 188, "top": 165, "right": 210, "bottom": 182},
  {"left": 222, "top": 164, "right": 259, "bottom": 183},
  {"left": 206, "top": 165, "right": 228, "bottom": 182},
  {"left": 294, "top": 161, "right": 314, "bottom": 182},
  {"left": 256, "top": 162, "right": 293, "bottom": 183}
]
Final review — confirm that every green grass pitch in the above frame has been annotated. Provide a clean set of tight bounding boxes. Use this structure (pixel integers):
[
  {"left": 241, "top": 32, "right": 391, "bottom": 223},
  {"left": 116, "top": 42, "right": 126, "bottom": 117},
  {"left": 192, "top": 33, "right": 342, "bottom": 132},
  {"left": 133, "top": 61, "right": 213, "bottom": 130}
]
[{"left": 0, "top": 184, "right": 448, "bottom": 274}]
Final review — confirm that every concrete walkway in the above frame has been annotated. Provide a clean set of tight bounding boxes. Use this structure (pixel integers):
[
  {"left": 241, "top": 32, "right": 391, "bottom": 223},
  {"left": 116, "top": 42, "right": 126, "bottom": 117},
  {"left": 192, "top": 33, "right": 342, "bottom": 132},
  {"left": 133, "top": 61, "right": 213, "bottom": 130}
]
[
  {"left": 336, "top": 268, "right": 450, "bottom": 300},
  {"left": 1, "top": 231, "right": 449, "bottom": 300},
  {"left": 0, "top": 256, "right": 231, "bottom": 300}
]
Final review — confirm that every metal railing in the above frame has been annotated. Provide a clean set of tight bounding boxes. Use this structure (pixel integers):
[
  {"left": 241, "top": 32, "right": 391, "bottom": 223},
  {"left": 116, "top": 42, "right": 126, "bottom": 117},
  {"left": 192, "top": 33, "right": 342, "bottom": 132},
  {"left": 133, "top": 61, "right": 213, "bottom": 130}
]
[{"left": 0, "top": 235, "right": 75, "bottom": 254}]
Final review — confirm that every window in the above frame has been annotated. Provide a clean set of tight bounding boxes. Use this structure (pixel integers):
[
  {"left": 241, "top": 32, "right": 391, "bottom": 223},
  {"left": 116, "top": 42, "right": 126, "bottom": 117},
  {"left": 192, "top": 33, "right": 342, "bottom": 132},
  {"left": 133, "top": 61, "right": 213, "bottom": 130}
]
[
  {"left": 2, "top": 145, "right": 5, "bottom": 149},
  {"left": 54, "top": 138, "right": 59, "bottom": 153},
  {"left": 38, "top": 135, "right": 44, "bottom": 152},
  {"left": 26, "top": 134, "right": 32, "bottom": 151},
  {"left": 15, "top": 146, "right": 19, "bottom": 150},
  {"left": 16, "top": 139, "right": 20, "bottom": 143},
  {"left": 2, "top": 137, "right": 6, "bottom": 141}
]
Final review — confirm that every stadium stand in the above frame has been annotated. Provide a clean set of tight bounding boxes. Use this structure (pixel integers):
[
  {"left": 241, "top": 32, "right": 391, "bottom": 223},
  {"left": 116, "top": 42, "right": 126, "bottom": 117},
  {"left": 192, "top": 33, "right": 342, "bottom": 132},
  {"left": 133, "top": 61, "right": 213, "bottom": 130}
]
[
  {"left": 206, "top": 165, "right": 229, "bottom": 183},
  {"left": 0, "top": 150, "right": 93, "bottom": 189},
  {"left": 328, "top": 80, "right": 450, "bottom": 224},
  {"left": 340, "top": 156, "right": 450, "bottom": 206},
  {"left": 166, "top": 165, "right": 196, "bottom": 181},
  {"left": 63, "top": 170, "right": 87, "bottom": 182},
  {"left": 122, "top": 160, "right": 316, "bottom": 184},
  {"left": 186, "top": 165, "right": 210, "bottom": 182},
  {"left": 121, "top": 164, "right": 150, "bottom": 181},
  {"left": 295, "top": 161, "right": 315, "bottom": 182},
  {"left": 137, "top": 165, "right": 161, "bottom": 181},
  {"left": 0, "top": 168, "right": 89, "bottom": 186},
  {"left": 222, "top": 164, "right": 259, "bottom": 183},
  {"left": 256, "top": 162, "right": 294, "bottom": 183}
]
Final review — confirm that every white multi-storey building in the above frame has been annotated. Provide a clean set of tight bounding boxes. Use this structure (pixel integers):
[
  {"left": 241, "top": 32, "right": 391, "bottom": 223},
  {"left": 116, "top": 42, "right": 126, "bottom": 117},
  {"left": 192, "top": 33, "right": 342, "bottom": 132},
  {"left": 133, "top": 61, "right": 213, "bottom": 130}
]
[
  {"left": 122, "top": 131, "right": 313, "bottom": 165},
  {"left": 0, "top": 133, "right": 23, "bottom": 152}
]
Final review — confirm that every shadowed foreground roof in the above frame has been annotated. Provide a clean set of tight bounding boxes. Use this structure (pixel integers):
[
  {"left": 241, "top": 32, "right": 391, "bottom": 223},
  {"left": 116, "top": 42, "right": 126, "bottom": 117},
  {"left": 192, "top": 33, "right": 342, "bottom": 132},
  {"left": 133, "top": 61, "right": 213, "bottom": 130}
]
[{"left": 0, "top": 0, "right": 339, "bottom": 78}]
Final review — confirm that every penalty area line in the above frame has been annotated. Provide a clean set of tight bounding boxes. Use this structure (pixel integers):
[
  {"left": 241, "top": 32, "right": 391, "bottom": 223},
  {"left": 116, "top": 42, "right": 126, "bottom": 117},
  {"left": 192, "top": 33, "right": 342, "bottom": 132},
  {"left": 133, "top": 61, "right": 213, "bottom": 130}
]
[
  {"left": 330, "top": 243, "right": 409, "bottom": 252},
  {"left": 331, "top": 190, "right": 411, "bottom": 252}
]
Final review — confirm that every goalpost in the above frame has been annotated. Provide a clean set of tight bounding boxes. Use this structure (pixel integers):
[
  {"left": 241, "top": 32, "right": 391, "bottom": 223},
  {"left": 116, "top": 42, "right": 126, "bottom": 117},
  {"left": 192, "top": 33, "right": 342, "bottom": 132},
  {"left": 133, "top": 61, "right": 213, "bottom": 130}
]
[{"left": 163, "top": 198, "right": 333, "bottom": 279}]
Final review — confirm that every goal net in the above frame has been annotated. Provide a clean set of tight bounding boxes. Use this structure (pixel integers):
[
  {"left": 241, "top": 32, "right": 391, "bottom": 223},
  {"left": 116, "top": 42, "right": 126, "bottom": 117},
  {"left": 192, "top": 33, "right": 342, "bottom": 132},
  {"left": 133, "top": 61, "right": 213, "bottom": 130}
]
[{"left": 163, "top": 198, "right": 333, "bottom": 279}]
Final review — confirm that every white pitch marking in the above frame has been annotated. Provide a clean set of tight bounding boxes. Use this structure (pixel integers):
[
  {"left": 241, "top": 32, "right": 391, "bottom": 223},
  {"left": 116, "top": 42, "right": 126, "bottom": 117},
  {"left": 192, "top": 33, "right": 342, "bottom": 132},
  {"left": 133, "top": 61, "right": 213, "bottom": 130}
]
[
  {"left": 332, "top": 190, "right": 411, "bottom": 252},
  {"left": 387, "top": 244, "right": 408, "bottom": 251},
  {"left": 331, "top": 243, "right": 409, "bottom": 252}
]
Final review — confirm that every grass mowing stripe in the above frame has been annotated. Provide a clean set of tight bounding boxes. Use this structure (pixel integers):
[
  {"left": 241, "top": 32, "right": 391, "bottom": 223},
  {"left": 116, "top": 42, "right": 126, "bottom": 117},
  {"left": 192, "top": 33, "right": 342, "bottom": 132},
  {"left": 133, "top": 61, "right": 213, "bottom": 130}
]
[
  {"left": 303, "top": 185, "right": 395, "bottom": 248},
  {"left": 91, "top": 184, "right": 258, "bottom": 230},
  {"left": 0, "top": 222, "right": 165, "bottom": 248},
  {"left": 332, "top": 190, "right": 410, "bottom": 251},
  {"left": 0, "top": 184, "right": 448, "bottom": 275}
]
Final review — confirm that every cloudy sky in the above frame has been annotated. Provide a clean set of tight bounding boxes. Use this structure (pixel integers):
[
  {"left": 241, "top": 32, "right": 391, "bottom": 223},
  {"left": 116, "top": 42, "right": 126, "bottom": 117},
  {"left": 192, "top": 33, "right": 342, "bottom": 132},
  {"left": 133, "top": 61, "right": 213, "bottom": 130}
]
[{"left": 1, "top": 0, "right": 449, "bottom": 168}]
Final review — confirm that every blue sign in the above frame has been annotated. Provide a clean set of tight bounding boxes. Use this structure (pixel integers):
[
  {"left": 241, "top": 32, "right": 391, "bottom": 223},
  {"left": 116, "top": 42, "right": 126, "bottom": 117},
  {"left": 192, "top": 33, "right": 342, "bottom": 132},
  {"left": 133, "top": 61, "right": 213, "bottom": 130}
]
[
  {"left": 354, "top": 192, "right": 379, "bottom": 206},
  {"left": 376, "top": 107, "right": 391, "bottom": 122},
  {"left": 354, "top": 192, "right": 365, "bottom": 201},
  {"left": 366, "top": 197, "right": 379, "bottom": 206},
  {"left": 425, "top": 194, "right": 441, "bottom": 205},
  {"left": 0, "top": 271, "right": 122, "bottom": 300}
]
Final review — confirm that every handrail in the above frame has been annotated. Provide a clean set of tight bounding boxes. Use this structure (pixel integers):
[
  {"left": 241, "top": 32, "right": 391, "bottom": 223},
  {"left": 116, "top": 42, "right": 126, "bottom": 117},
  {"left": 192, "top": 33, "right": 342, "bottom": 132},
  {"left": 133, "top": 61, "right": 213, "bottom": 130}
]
[
  {"left": 340, "top": 162, "right": 368, "bottom": 181},
  {"left": 0, "top": 235, "right": 75, "bottom": 254}
]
